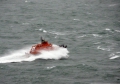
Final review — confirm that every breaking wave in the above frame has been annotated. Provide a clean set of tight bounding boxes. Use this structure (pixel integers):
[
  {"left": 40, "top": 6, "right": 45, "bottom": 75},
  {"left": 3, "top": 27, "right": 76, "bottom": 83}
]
[
  {"left": 0, "top": 45, "right": 69, "bottom": 63},
  {"left": 109, "top": 52, "right": 120, "bottom": 59}
]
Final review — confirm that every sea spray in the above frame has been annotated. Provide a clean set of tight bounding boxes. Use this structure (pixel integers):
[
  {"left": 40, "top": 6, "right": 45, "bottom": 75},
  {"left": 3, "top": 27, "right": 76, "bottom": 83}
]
[{"left": 0, "top": 45, "right": 69, "bottom": 63}]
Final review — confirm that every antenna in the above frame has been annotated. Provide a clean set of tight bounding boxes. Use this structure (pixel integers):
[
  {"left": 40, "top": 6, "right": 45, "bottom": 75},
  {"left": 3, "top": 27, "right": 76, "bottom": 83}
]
[{"left": 41, "top": 37, "right": 45, "bottom": 42}]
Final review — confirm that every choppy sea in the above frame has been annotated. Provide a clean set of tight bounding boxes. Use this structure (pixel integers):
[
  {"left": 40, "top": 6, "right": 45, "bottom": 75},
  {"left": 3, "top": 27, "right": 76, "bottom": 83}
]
[{"left": 0, "top": 0, "right": 120, "bottom": 84}]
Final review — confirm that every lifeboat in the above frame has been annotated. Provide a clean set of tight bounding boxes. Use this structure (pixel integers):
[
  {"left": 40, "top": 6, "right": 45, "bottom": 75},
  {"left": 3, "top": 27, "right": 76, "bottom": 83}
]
[
  {"left": 29, "top": 38, "right": 53, "bottom": 55},
  {"left": 29, "top": 37, "right": 67, "bottom": 55}
]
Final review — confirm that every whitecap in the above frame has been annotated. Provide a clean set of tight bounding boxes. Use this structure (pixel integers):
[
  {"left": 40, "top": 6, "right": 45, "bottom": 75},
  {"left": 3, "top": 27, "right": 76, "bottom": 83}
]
[
  {"left": 105, "top": 28, "right": 114, "bottom": 33},
  {"left": 39, "top": 28, "right": 42, "bottom": 31},
  {"left": 35, "top": 28, "right": 43, "bottom": 31},
  {"left": 105, "top": 28, "right": 111, "bottom": 31},
  {"left": 46, "top": 66, "right": 56, "bottom": 69},
  {"left": 115, "top": 30, "right": 120, "bottom": 33},
  {"left": 36, "top": 28, "right": 47, "bottom": 33},
  {"left": 97, "top": 46, "right": 111, "bottom": 51},
  {"left": 43, "top": 30, "right": 47, "bottom": 33},
  {"left": 109, "top": 52, "right": 120, "bottom": 59},
  {"left": 92, "top": 34, "right": 102, "bottom": 37},
  {"left": 94, "top": 42, "right": 101, "bottom": 44},
  {"left": 109, "top": 55, "right": 119, "bottom": 59},
  {"left": 49, "top": 30, "right": 77, "bottom": 36},
  {"left": 49, "top": 31, "right": 66, "bottom": 35},
  {"left": 77, "top": 35, "right": 86, "bottom": 38}
]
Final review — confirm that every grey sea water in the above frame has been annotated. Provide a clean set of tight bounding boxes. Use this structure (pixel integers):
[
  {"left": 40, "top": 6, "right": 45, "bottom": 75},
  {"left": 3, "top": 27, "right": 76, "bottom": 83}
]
[{"left": 0, "top": 0, "right": 120, "bottom": 84}]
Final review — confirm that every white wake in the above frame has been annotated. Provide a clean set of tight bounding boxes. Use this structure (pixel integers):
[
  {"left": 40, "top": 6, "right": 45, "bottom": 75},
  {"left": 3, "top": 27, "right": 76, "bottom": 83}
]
[{"left": 0, "top": 45, "right": 69, "bottom": 63}]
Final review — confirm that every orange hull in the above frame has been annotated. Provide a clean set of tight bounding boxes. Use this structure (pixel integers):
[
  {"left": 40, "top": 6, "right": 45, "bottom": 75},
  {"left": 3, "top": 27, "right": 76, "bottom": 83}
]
[{"left": 30, "top": 42, "right": 53, "bottom": 55}]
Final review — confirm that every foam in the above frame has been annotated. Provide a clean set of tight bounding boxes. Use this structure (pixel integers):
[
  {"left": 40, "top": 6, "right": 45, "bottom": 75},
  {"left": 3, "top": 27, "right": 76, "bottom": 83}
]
[
  {"left": 0, "top": 45, "right": 69, "bottom": 63},
  {"left": 97, "top": 46, "right": 111, "bottom": 51},
  {"left": 109, "top": 52, "right": 120, "bottom": 59}
]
